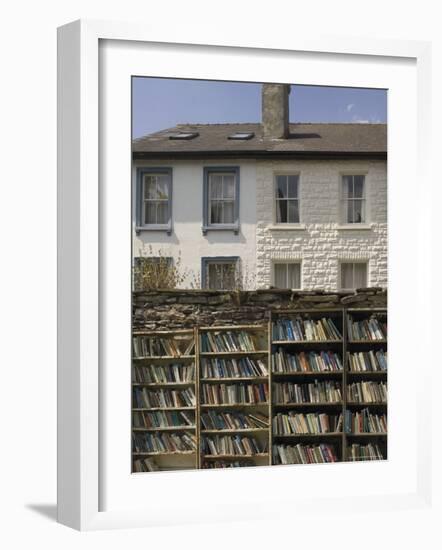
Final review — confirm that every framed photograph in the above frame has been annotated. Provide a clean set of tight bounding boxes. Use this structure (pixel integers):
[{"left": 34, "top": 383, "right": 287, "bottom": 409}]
[{"left": 57, "top": 19, "right": 432, "bottom": 530}]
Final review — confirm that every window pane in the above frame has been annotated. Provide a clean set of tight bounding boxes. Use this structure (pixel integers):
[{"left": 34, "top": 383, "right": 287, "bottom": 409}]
[
  {"left": 343, "top": 176, "right": 354, "bottom": 198},
  {"left": 209, "top": 175, "right": 223, "bottom": 198},
  {"left": 347, "top": 200, "right": 354, "bottom": 223},
  {"left": 144, "top": 202, "right": 157, "bottom": 224},
  {"left": 354, "top": 263, "right": 367, "bottom": 288},
  {"left": 222, "top": 263, "right": 235, "bottom": 290},
  {"left": 287, "top": 263, "right": 301, "bottom": 289},
  {"left": 287, "top": 176, "right": 298, "bottom": 198},
  {"left": 222, "top": 200, "right": 235, "bottom": 223},
  {"left": 156, "top": 177, "right": 169, "bottom": 200},
  {"left": 276, "top": 176, "right": 287, "bottom": 199},
  {"left": 156, "top": 201, "right": 168, "bottom": 224},
  {"left": 341, "top": 263, "right": 354, "bottom": 289},
  {"left": 207, "top": 264, "right": 221, "bottom": 290},
  {"left": 207, "top": 262, "right": 236, "bottom": 290},
  {"left": 144, "top": 176, "right": 158, "bottom": 199},
  {"left": 223, "top": 175, "right": 235, "bottom": 199},
  {"left": 353, "top": 176, "right": 364, "bottom": 198},
  {"left": 274, "top": 264, "right": 286, "bottom": 289},
  {"left": 288, "top": 200, "right": 300, "bottom": 223},
  {"left": 353, "top": 199, "right": 364, "bottom": 223},
  {"left": 342, "top": 177, "right": 350, "bottom": 201},
  {"left": 210, "top": 201, "right": 222, "bottom": 223},
  {"left": 276, "top": 200, "right": 287, "bottom": 223}
]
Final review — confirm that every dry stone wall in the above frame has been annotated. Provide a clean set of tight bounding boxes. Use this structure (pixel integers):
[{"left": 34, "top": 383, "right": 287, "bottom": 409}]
[{"left": 132, "top": 288, "right": 387, "bottom": 331}]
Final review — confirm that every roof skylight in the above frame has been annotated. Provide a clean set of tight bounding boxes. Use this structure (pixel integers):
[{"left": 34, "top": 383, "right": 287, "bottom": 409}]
[
  {"left": 168, "top": 132, "right": 199, "bottom": 140},
  {"left": 228, "top": 132, "right": 255, "bottom": 140}
]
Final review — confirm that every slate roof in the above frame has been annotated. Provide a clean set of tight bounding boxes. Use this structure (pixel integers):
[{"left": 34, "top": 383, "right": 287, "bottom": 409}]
[{"left": 132, "top": 123, "right": 387, "bottom": 160}]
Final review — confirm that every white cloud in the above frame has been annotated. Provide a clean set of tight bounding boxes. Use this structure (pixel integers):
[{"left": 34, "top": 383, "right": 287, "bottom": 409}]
[
  {"left": 346, "top": 103, "right": 355, "bottom": 112},
  {"left": 352, "top": 114, "right": 369, "bottom": 123}
]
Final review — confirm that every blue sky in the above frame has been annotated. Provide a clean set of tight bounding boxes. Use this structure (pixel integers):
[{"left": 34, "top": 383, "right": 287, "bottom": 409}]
[{"left": 132, "top": 77, "right": 387, "bottom": 138}]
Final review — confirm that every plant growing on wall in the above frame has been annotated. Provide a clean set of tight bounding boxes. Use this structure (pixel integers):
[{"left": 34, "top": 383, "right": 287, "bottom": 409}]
[
  {"left": 133, "top": 246, "right": 257, "bottom": 291},
  {"left": 133, "top": 246, "right": 189, "bottom": 290}
]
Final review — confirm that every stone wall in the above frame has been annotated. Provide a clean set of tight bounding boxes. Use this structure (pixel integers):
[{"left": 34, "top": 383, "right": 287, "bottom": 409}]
[{"left": 132, "top": 287, "right": 387, "bottom": 331}]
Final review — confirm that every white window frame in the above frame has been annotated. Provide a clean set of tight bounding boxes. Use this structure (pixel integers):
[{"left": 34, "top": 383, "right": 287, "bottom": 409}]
[
  {"left": 272, "top": 260, "right": 302, "bottom": 289},
  {"left": 339, "top": 260, "right": 369, "bottom": 290},
  {"left": 340, "top": 172, "right": 368, "bottom": 225},
  {"left": 273, "top": 173, "right": 301, "bottom": 225}
]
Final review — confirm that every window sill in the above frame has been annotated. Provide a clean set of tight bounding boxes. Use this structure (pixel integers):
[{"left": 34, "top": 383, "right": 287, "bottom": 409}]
[
  {"left": 268, "top": 224, "right": 306, "bottom": 231},
  {"left": 337, "top": 224, "right": 373, "bottom": 231},
  {"left": 202, "top": 224, "right": 240, "bottom": 236},
  {"left": 135, "top": 225, "right": 172, "bottom": 236}
]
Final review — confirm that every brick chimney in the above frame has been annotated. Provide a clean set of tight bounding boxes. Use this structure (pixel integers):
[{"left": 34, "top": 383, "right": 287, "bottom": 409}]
[{"left": 262, "top": 83, "right": 290, "bottom": 140}]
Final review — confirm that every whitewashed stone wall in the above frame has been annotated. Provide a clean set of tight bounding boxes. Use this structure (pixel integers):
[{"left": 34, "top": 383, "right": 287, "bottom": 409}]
[{"left": 255, "top": 159, "right": 387, "bottom": 290}]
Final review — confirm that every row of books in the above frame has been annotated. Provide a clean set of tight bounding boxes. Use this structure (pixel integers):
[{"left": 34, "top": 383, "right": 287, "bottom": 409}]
[
  {"left": 347, "top": 315, "right": 387, "bottom": 341},
  {"left": 200, "top": 331, "right": 259, "bottom": 353},
  {"left": 133, "top": 457, "right": 160, "bottom": 472},
  {"left": 347, "top": 443, "right": 385, "bottom": 461},
  {"left": 133, "top": 363, "right": 195, "bottom": 384},
  {"left": 202, "top": 460, "right": 254, "bottom": 468},
  {"left": 272, "top": 317, "right": 342, "bottom": 342},
  {"left": 200, "top": 411, "right": 269, "bottom": 431},
  {"left": 272, "top": 349, "right": 343, "bottom": 373},
  {"left": 273, "top": 381, "right": 342, "bottom": 404},
  {"left": 273, "top": 443, "right": 338, "bottom": 464},
  {"left": 133, "top": 387, "right": 196, "bottom": 409},
  {"left": 201, "top": 383, "right": 269, "bottom": 405},
  {"left": 347, "top": 381, "right": 387, "bottom": 403},
  {"left": 273, "top": 413, "right": 343, "bottom": 435},
  {"left": 348, "top": 350, "right": 387, "bottom": 372},
  {"left": 202, "top": 435, "right": 268, "bottom": 456},
  {"left": 201, "top": 356, "right": 268, "bottom": 379},
  {"left": 133, "top": 335, "right": 195, "bottom": 358},
  {"left": 344, "top": 409, "right": 387, "bottom": 434},
  {"left": 133, "top": 410, "right": 195, "bottom": 429},
  {"left": 132, "top": 431, "right": 197, "bottom": 453}
]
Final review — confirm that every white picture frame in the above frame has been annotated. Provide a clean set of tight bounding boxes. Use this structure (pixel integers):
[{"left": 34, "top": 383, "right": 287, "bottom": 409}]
[{"left": 57, "top": 19, "right": 434, "bottom": 531}]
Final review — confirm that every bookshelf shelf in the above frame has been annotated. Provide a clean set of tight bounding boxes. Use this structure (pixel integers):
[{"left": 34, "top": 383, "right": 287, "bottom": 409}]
[
  {"left": 201, "top": 377, "right": 269, "bottom": 383},
  {"left": 273, "top": 432, "right": 343, "bottom": 438},
  {"left": 272, "top": 371, "right": 343, "bottom": 378},
  {"left": 272, "top": 340, "right": 342, "bottom": 345},
  {"left": 347, "top": 371, "right": 387, "bottom": 376},
  {"left": 133, "top": 451, "right": 196, "bottom": 457},
  {"left": 133, "top": 355, "right": 195, "bottom": 362},
  {"left": 132, "top": 382, "right": 195, "bottom": 388},
  {"left": 133, "top": 426, "right": 196, "bottom": 432},
  {"left": 346, "top": 432, "right": 387, "bottom": 437},
  {"left": 200, "top": 403, "right": 269, "bottom": 408},
  {"left": 133, "top": 407, "right": 196, "bottom": 411},
  {"left": 202, "top": 454, "right": 269, "bottom": 460},
  {"left": 348, "top": 339, "right": 387, "bottom": 344},
  {"left": 346, "top": 402, "right": 387, "bottom": 407},
  {"left": 201, "top": 428, "right": 268, "bottom": 434},
  {"left": 273, "top": 402, "right": 343, "bottom": 408},
  {"left": 199, "top": 351, "right": 268, "bottom": 357},
  {"left": 132, "top": 308, "right": 387, "bottom": 470}
]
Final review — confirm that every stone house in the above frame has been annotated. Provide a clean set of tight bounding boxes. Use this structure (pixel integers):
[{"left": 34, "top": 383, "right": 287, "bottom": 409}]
[{"left": 132, "top": 84, "right": 387, "bottom": 291}]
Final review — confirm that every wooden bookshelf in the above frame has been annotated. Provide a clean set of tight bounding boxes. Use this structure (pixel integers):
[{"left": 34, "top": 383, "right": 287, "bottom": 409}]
[
  {"left": 270, "top": 308, "right": 345, "bottom": 464},
  {"left": 131, "top": 307, "right": 387, "bottom": 471},
  {"left": 198, "top": 324, "right": 271, "bottom": 468},
  {"left": 344, "top": 308, "right": 387, "bottom": 461},
  {"left": 132, "top": 328, "right": 198, "bottom": 472}
]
